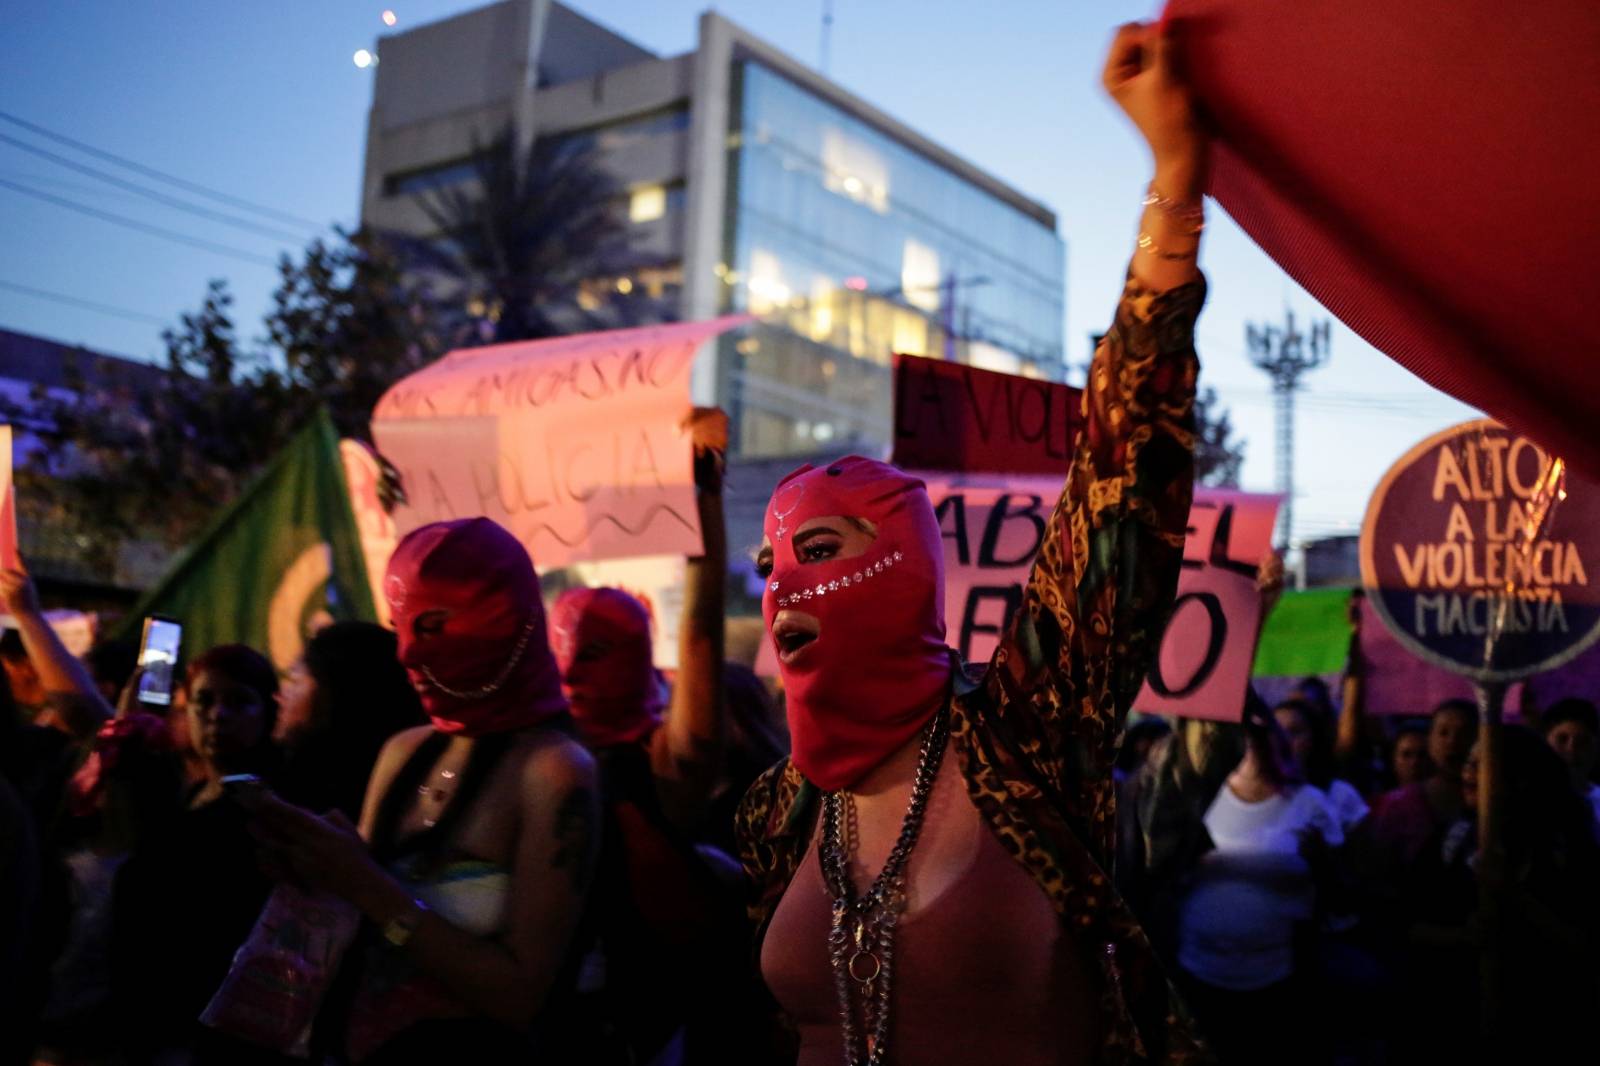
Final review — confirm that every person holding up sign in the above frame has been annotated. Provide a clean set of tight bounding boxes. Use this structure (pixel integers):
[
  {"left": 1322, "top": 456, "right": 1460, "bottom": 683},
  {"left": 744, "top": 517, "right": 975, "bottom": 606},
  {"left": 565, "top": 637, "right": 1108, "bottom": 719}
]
[
  {"left": 737, "top": 21, "right": 1207, "bottom": 1066},
  {"left": 548, "top": 407, "right": 748, "bottom": 1063},
  {"left": 551, "top": 407, "right": 730, "bottom": 834}
]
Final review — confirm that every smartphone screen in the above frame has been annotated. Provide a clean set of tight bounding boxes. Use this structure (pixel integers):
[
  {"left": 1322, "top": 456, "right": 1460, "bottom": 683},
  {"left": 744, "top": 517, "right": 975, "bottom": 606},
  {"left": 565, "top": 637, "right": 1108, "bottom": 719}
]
[{"left": 136, "top": 616, "right": 183, "bottom": 707}]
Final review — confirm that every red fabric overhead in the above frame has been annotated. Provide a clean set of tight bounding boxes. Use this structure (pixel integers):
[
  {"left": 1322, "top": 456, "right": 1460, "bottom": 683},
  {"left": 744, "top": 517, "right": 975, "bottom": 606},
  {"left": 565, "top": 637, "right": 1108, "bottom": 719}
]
[{"left": 1164, "top": 0, "right": 1600, "bottom": 474}]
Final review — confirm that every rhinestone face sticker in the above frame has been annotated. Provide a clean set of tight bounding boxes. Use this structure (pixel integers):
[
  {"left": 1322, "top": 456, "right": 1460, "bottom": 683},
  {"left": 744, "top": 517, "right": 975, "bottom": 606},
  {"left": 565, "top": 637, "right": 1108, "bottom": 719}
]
[{"left": 769, "top": 549, "right": 904, "bottom": 608}]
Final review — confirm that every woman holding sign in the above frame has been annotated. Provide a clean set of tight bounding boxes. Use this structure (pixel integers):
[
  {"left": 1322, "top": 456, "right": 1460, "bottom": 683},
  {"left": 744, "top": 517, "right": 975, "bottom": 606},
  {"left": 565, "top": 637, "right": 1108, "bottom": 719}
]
[{"left": 737, "top": 22, "right": 1207, "bottom": 1066}]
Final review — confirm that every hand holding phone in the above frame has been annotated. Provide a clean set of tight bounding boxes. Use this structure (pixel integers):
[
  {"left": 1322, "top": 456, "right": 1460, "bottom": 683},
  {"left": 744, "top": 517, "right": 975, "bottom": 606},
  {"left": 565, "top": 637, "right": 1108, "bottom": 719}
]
[
  {"left": 135, "top": 616, "right": 183, "bottom": 708},
  {"left": 221, "top": 773, "right": 269, "bottom": 811}
]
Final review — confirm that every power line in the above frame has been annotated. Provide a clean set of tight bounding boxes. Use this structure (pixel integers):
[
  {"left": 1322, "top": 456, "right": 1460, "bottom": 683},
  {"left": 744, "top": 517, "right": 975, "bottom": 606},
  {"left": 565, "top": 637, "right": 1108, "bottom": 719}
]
[
  {"left": 0, "top": 279, "right": 169, "bottom": 326},
  {"left": 0, "top": 110, "right": 324, "bottom": 230},
  {"left": 0, "top": 131, "right": 314, "bottom": 244},
  {"left": 0, "top": 177, "right": 279, "bottom": 268}
]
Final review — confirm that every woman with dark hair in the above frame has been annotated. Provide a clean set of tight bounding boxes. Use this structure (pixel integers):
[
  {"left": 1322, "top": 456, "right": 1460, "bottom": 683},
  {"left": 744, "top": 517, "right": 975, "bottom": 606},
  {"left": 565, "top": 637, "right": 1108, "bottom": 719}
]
[
  {"left": 1389, "top": 720, "right": 1432, "bottom": 790},
  {"left": 249, "top": 518, "right": 598, "bottom": 1064},
  {"left": 112, "top": 644, "right": 282, "bottom": 1060},
  {"left": 275, "top": 621, "right": 425, "bottom": 821},
  {"left": 737, "top": 23, "right": 1209, "bottom": 1065},
  {"left": 1175, "top": 697, "right": 1342, "bottom": 1065},
  {"left": 1369, "top": 698, "right": 1477, "bottom": 866},
  {"left": 1540, "top": 697, "right": 1600, "bottom": 826},
  {"left": 1275, "top": 698, "right": 1367, "bottom": 832},
  {"left": 182, "top": 644, "right": 281, "bottom": 804}
]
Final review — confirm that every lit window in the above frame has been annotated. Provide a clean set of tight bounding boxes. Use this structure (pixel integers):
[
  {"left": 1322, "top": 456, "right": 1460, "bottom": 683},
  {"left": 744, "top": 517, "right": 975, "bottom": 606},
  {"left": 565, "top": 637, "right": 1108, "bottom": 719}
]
[
  {"left": 968, "top": 341, "right": 1021, "bottom": 375},
  {"left": 809, "top": 279, "right": 835, "bottom": 342},
  {"left": 746, "top": 250, "right": 790, "bottom": 314},
  {"left": 822, "top": 129, "right": 889, "bottom": 213},
  {"left": 901, "top": 241, "right": 942, "bottom": 313},
  {"left": 629, "top": 185, "right": 667, "bottom": 223},
  {"left": 892, "top": 310, "right": 930, "bottom": 357}
]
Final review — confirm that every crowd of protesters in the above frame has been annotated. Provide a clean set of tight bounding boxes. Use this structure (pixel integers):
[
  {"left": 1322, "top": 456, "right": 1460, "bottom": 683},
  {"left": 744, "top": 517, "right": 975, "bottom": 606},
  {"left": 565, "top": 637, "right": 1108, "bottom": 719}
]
[
  {"left": 7, "top": 478, "right": 1598, "bottom": 1066},
  {"left": 4, "top": 20, "right": 1600, "bottom": 1066}
]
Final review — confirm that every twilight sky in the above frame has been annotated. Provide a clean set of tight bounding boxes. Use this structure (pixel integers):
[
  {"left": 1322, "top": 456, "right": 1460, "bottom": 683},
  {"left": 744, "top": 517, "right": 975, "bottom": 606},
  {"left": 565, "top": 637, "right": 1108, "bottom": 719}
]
[{"left": 0, "top": 0, "right": 1478, "bottom": 545}]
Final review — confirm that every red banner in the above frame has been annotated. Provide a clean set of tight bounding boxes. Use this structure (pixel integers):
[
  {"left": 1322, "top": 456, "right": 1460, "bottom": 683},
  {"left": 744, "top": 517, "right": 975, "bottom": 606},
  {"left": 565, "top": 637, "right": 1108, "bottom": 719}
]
[{"left": 1165, "top": 0, "right": 1600, "bottom": 474}]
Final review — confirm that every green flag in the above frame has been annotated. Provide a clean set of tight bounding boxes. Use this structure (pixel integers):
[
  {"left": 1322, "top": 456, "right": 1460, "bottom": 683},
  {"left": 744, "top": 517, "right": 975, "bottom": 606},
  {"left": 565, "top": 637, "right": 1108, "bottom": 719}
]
[
  {"left": 1252, "top": 587, "right": 1353, "bottom": 678},
  {"left": 116, "top": 410, "right": 377, "bottom": 671}
]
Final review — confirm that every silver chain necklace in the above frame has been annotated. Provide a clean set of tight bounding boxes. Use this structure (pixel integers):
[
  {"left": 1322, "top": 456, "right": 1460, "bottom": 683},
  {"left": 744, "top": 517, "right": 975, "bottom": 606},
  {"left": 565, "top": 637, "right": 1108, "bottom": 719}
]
[
  {"left": 417, "top": 620, "right": 537, "bottom": 700},
  {"left": 818, "top": 705, "right": 949, "bottom": 1066}
]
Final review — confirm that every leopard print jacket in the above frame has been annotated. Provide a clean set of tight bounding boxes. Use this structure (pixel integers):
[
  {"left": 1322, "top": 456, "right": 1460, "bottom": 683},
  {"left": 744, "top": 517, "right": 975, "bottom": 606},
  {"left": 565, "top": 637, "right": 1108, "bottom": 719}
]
[{"left": 736, "top": 270, "right": 1212, "bottom": 1065}]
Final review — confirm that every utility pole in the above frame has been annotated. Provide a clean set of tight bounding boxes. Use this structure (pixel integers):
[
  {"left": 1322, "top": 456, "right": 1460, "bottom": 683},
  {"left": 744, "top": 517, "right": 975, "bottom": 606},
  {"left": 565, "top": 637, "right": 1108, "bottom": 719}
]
[{"left": 1247, "top": 309, "right": 1331, "bottom": 552}]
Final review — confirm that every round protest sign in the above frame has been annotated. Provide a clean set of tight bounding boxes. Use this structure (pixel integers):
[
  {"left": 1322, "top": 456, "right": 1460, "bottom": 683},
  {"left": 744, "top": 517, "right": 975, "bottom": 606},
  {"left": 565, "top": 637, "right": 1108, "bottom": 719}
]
[{"left": 1360, "top": 420, "right": 1600, "bottom": 682}]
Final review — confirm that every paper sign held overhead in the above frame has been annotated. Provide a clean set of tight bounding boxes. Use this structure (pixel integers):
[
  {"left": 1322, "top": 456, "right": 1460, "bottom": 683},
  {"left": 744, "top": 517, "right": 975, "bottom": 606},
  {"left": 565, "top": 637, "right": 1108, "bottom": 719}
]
[
  {"left": 893, "top": 355, "right": 1085, "bottom": 476},
  {"left": 372, "top": 317, "right": 748, "bottom": 569},
  {"left": 0, "top": 425, "right": 18, "bottom": 572}
]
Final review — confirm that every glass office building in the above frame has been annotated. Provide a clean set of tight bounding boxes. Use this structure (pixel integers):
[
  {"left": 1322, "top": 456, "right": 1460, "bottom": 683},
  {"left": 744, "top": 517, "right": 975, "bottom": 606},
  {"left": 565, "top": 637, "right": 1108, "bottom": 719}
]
[{"left": 719, "top": 61, "right": 1065, "bottom": 458}]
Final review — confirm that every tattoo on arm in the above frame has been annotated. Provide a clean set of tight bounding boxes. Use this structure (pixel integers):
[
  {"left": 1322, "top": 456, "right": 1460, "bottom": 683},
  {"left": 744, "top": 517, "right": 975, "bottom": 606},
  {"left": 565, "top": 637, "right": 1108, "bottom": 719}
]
[{"left": 550, "top": 786, "right": 598, "bottom": 894}]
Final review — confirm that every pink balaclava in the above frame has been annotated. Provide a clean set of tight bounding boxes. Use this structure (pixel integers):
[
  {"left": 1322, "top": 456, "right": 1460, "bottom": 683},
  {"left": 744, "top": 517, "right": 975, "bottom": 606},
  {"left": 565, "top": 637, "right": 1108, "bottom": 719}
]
[
  {"left": 762, "top": 457, "right": 951, "bottom": 791},
  {"left": 384, "top": 518, "right": 568, "bottom": 736},
  {"left": 550, "top": 587, "right": 665, "bottom": 749}
]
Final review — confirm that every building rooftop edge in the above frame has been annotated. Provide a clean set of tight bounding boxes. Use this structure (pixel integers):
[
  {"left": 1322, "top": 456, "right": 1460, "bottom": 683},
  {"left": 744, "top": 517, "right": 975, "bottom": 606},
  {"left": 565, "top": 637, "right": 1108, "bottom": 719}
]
[{"left": 704, "top": 11, "right": 1059, "bottom": 233}]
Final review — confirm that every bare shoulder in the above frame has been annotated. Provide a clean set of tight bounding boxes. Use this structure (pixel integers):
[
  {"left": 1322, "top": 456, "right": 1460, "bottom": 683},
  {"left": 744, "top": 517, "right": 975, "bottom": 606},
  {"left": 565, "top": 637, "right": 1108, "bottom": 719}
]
[
  {"left": 374, "top": 724, "right": 435, "bottom": 771},
  {"left": 512, "top": 728, "right": 597, "bottom": 802}
]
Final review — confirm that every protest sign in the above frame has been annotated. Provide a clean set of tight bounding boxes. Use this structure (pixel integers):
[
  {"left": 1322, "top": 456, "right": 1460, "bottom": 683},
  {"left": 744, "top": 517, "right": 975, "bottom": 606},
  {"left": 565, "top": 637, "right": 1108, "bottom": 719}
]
[
  {"left": 1360, "top": 419, "right": 1600, "bottom": 682},
  {"left": 922, "top": 472, "right": 1278, "bottom": 720},
  {"left": 893, "top": 355, "right": 1083, "bottom": 476},
  {"left": 0, "top": 610, "right": 97, "bottom": 657},
  {"left": 340, "top": 439, "right": 399, "bottom": 627},
  {"left": 924, "top": 473, "right": 1060, "bottom": 666},
  {"left": 0, "top": 425, "right": 17, "bottom": 571},
  {"left": 1132, "top": 489, "right": 1281, "bottom": 721},
  {"left": 372, "top": 317, "right": 747, "bottom": 569}
]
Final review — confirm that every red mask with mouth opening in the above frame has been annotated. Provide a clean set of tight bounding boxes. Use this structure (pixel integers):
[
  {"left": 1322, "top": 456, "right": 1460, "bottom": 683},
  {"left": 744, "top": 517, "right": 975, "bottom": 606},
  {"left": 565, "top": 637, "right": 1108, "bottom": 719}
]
[
  {"left": 385, "top": 518, "right": 568, "bottom": 736},
  {"left": 762, "top": 457, "right": 950, "bottom": 791},
  {"left": 550, "top": 587, "right": 664, "bottom": 749}
]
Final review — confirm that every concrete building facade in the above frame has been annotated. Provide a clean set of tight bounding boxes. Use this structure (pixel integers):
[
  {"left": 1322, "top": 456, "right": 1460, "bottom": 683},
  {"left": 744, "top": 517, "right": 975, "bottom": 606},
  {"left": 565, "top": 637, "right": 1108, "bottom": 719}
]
[{"left": 361, "top": 0, "right": 1065, "bottom": 459}]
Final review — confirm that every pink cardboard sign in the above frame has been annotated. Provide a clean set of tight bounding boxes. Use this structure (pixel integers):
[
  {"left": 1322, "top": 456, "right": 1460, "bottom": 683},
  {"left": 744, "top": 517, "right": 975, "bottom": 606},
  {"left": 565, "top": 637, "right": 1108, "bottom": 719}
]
[
  {"left": 0, "top": 426, "right": 17, "bottom": 571},
  {"left": 1133, "top": 490, "right": 1283, "bottom": 721},
  {"left": 919, "top": 472, "right": 1279, "bottom": 720},
  {"left": 372, "top": 317, "right": 747, "bottom": 569}
]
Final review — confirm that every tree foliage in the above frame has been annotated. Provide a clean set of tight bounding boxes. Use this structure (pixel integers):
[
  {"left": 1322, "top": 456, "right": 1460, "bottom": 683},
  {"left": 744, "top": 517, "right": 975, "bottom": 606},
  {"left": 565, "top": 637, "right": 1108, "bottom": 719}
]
[
  {"left": 18, "top": 230, "right": 440, "bottom": 574},
  {"left": 19, "top": 126, "right": 660, "bottom": 579},
  {"left": 1194, "top": 385, "right": 1246, "bottom": 488},
  {"left": 395, "top": 129, "right": 667, "bottom": 344}
]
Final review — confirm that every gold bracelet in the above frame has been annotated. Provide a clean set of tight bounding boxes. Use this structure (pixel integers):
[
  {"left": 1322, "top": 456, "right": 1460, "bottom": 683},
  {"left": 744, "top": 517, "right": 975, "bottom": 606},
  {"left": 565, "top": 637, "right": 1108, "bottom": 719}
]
[
  {"left": 1144, "top": 185, "right": 1206, "bottom": 235},
  {"left": 1138, "top": 231, "right": 1199, "bottom": 261}
]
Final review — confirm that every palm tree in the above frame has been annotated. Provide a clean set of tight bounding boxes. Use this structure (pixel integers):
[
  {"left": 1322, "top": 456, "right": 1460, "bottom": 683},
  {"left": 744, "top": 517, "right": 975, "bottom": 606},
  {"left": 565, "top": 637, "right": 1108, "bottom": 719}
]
[{"left": 392, "top": 129, "right": 668, "bottom": 345}]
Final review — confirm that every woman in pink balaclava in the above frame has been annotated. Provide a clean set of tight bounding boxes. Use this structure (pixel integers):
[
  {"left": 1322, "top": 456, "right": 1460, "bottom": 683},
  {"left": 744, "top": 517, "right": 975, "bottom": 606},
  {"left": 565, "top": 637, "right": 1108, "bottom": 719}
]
[
  {"left": 551, "top": 407, "right": 730, "bottom": 835},
  {"left": 739, "top": 23, "right": 1209, "bottom": 1066},
  {"left": 251, "top": 517, "right": 599, "bottom": 1063}
]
